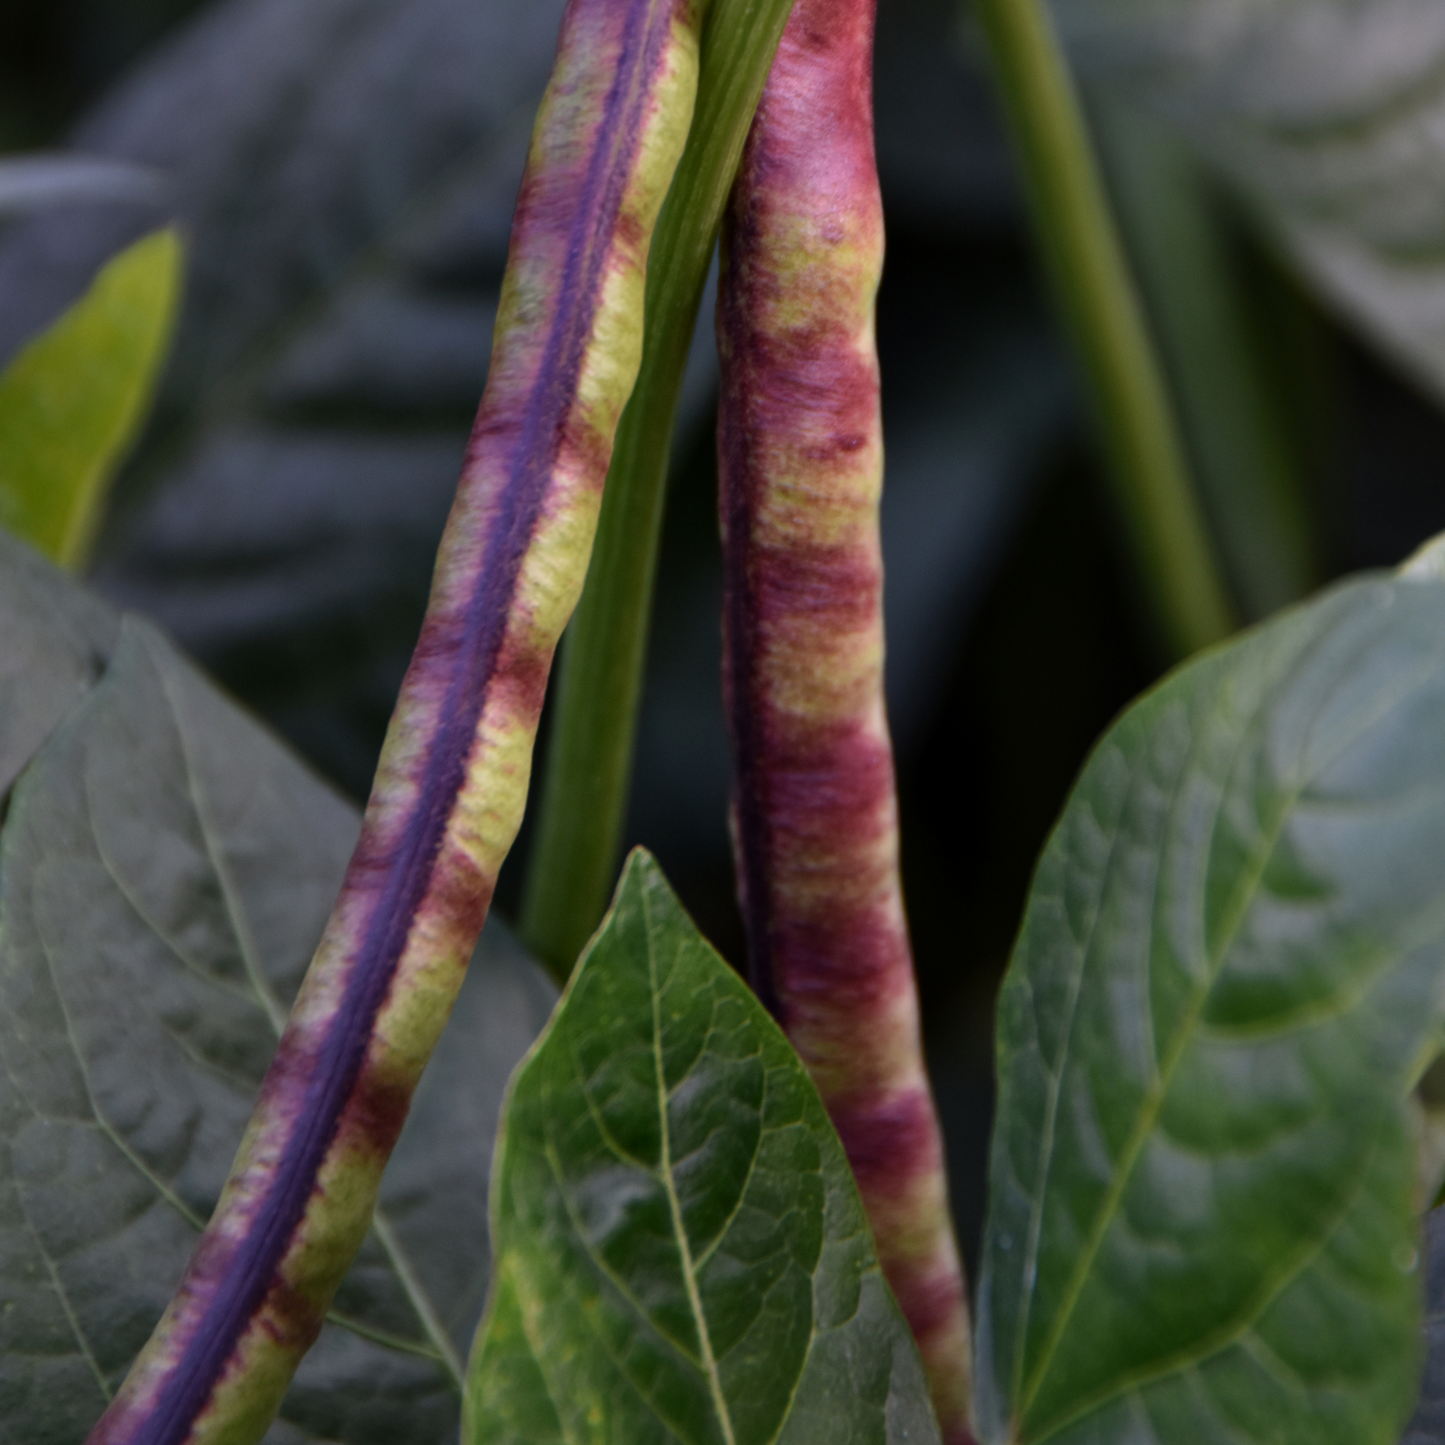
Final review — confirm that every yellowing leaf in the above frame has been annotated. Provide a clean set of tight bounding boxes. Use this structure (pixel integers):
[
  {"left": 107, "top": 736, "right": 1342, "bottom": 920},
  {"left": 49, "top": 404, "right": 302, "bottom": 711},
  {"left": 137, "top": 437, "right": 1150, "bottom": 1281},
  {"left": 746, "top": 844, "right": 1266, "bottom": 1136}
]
[{"left": 0, "top": 227, "right": 181, "bottom": 569}]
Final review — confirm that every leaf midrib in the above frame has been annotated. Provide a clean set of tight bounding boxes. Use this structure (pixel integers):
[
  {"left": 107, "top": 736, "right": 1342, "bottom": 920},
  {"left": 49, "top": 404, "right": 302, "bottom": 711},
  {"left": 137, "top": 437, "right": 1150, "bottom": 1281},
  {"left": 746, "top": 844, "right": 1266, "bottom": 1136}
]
[
  {"left": 644, "top": 883, "right": 738, "bottom": 1445},
  {"left": 1022, "top": 736, "right": 1279, "bottom": 1410}
]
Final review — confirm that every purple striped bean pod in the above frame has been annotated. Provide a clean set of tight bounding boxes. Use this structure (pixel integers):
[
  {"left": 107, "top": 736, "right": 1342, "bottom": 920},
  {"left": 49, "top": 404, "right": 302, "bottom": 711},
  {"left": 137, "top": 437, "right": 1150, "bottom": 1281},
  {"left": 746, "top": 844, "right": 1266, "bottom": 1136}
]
[
  {"left": 87, "top": 3, "right": 701, "bottom": 1440},
  {"left": 716, "top": 1, "right": 976, "bottom": 1439}
]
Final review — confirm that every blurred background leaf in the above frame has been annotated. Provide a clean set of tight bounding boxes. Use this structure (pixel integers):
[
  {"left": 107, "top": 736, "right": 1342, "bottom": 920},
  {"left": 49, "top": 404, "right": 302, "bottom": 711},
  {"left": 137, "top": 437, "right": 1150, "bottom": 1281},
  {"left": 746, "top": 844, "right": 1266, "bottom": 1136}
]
[
  {"left": 0, "top": 226, "right": 179, "bottom": 569},
  {"left": 1087, "top": 96, "right": 1322, "bottom": 623}
]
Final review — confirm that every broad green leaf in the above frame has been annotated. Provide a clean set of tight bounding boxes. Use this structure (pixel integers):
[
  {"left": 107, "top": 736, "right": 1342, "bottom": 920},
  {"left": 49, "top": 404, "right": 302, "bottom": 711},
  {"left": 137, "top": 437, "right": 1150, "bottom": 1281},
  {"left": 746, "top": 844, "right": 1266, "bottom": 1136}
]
[
  {"left": 466, "top": 850, "right": 940, "bottom": 1445},
  {"left": 0, "top": 228, "right": 180, "bottom": 569},
  {"left": 977, "top": 572, "right": 1445, "bottom": 1445},
  {"left": 0, "top": 570, "right": 555, "bottom": 1443},
  {"left": 1051, "top": 0, "right": 1445, "bottom": 405}
]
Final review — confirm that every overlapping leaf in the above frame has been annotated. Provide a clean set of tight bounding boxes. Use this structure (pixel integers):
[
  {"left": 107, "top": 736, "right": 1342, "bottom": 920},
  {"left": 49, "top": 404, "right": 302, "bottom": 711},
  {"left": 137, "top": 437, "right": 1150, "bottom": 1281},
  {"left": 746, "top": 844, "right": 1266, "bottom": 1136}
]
[
  {"left": 0, "top": 544, "right": 555, "bottom": 1444},
  {"left": 1053, "top": 0, "right": 1445, "bottom": 405},
  {"left": 467, "top": 850, "right": 940, "bottom": 1445},
  {"left": 977, "top": 572, "right": 1445, "bottom": 1445}
]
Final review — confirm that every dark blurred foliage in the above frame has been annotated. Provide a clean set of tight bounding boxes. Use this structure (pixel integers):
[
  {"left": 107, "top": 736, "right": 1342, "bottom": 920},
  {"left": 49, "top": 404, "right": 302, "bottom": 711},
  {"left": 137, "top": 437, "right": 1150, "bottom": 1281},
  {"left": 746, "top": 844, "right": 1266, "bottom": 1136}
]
[{"left": 5, "top": 0, "right": 1445, "bottom": 1284}]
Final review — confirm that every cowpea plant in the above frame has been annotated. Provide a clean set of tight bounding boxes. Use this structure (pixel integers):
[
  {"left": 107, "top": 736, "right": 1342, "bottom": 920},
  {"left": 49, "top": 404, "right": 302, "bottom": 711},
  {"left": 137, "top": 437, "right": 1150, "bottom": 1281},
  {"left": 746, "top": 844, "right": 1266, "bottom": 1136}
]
[{"left": 9, "top": 3, "right": 1445, "bottom": 1445}]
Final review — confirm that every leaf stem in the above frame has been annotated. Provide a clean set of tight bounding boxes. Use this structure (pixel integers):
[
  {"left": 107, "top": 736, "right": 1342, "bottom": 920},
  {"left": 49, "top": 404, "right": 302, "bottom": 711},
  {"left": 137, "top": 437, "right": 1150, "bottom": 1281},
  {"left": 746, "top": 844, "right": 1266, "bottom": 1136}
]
[
  {"left": 970, "top": 0, "right": 1235, "bottom": 656},
  {"left": 519, "top": 0, "right": 799, "bottom": 982},
  {"left": 1089, "top": 95, "right": 1319, "bottom": 622}
]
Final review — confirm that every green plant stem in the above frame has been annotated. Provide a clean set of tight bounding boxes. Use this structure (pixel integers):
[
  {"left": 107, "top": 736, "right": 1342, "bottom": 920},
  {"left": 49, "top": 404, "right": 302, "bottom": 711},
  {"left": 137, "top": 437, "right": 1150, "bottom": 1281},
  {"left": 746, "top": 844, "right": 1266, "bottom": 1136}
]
[
  {"left": 971, "top": 0, "right": 1236, "bottom": 656},
  {"left": 520, "top": 0, "right": 798, "bottom": 981},
  {"left": 1090, "top": 94, "right": 1319, "bottom": 622}
]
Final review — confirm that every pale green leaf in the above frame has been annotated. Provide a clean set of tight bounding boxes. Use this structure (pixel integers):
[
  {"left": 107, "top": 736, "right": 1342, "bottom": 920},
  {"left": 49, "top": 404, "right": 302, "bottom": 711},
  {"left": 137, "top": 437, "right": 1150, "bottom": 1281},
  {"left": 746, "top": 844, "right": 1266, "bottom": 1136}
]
[
  {"left": 466, "top": 850, "right": 940, "bottom": 1445},
  {"left": 0, "top": 228, "right": 181, "bottom": 569}
]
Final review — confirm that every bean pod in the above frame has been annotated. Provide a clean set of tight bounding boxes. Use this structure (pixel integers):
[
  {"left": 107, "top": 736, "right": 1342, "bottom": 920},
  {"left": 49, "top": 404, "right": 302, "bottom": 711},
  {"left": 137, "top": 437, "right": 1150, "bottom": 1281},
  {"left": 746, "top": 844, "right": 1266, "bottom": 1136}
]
[
  {"left": 716, "top": 1, "right": 976, "bottom": 1438},
  {"left": 88, "top": 2, "right": 701, "bottom": 1439}
]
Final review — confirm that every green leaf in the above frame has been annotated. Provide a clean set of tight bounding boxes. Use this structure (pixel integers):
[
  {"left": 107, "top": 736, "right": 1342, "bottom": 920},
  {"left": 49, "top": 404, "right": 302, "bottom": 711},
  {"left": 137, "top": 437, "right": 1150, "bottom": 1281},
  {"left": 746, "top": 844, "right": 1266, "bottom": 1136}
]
[
  {"left": 466, "top": 849, "right": 940, "bottom": 1445},
  {"left": 0, "top": 228, "right": 180, "bottom": 569},
  {"left": 0, "top": 564, "right": 556, "bottom": 1443},
  {"left": 976, "top": 573, "right": 1445, "bottom": 1444},
  {"left": 1051, "top": 0, "right": 1445, "bottom": 406}
]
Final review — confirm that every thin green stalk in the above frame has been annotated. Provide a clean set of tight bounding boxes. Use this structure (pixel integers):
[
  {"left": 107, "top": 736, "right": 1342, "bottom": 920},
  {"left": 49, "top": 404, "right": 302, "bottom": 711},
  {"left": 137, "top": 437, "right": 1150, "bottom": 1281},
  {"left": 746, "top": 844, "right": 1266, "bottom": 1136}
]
[
  {"left": 971, "top": 0, "right": 1236, "bottom": 656},
  {"left": 521, "top": 0, "right": 798, "bottom": 981},
  {"left": 1090, "top": 93, "right": 1319, "bottom": 622}
]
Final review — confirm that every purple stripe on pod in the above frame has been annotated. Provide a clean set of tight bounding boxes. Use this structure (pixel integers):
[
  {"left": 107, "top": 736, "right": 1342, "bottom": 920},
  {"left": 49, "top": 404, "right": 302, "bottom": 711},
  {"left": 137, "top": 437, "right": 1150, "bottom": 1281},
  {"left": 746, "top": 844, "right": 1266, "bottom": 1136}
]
[
  {"left": 88, "top": 2, "right": 701, "bottom": 1440},
  {"left": 716, "top": 0, "right": 976, "bottom": 1438}
]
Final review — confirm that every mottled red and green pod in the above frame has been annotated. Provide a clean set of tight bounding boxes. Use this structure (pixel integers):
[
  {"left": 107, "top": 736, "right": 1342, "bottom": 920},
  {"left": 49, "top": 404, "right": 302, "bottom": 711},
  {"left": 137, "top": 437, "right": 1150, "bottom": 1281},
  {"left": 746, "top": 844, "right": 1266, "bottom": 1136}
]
[
  {"left": 88, "top": 3, "right": 700, "bottom": 1441},
  {"left": 716, "top": 1, "right": 976, "bottom": 1439}
]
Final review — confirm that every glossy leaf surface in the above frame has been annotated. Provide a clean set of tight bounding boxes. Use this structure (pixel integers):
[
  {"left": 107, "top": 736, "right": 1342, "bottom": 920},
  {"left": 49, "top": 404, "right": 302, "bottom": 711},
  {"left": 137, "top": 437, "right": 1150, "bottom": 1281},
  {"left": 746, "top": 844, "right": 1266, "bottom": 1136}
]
[
  {"left": 977, "top": 573, "right": 1445, "bottom": 1445},
  {"left": 1054, "top": 0, "right": 1445, "bottom": 405},
  {"left": 466, "top": 850, "right": 940, "bottom": 1445},
  {"left": 0, "top": 229, "right": 179, "bottom": 569},
  {"left": 0, "top": 558, "right": 555, "bottom": 1444}
]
